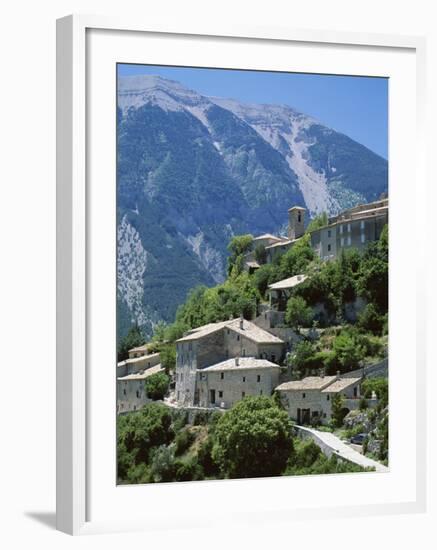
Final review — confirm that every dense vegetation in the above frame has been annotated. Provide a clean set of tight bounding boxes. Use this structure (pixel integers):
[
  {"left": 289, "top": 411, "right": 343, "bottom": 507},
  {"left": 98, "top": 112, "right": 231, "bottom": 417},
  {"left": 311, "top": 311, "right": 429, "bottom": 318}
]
[{"left": 117, "top": 397, "right": 369, "bottom": 484}]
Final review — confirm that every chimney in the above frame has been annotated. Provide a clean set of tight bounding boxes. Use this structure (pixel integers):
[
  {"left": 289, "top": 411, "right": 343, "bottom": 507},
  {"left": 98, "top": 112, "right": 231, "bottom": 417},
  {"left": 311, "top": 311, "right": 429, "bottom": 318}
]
[
  {"left": 336, "top": 370, "right": 340, "bottom": 380},
  {"left": 239, "top": 314, "right": 244, "bottom": 330},
  {"left": 235, "top": 356, "right": 240, "bottom": 367},
  {"left": 288, "top": 206, "right": 306, "bottom": 240}
]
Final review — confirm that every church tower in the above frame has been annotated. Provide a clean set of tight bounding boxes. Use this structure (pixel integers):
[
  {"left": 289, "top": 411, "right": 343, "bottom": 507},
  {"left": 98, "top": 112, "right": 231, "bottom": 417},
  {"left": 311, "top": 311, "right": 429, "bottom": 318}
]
[{"left": 288, "top": 206, "right": 306, "bottom": 240}]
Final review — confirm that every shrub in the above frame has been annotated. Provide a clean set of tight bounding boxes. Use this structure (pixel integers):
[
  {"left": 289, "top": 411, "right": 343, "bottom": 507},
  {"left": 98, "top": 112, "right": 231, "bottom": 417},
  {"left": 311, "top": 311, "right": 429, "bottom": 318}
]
[
  {"left": 358, "top": 303, "right": 384, "bottom": 335},
  {"left": 145, "top": 371, "right": 170, "bottom": 401},
  {"left": 149, "top": 446, "right": 177, "bottom": 483},
  {"left": 174, "top": 429, "right": 195, "bottom": 456},
  {"left": 174, "top": 458, "right": 204, "bottom": 482},
  {"left": 212, "top": 396, "right": 293, "bottom": 478},
  {"left": 285, "top": 296, "right": 313, "bottom": 332}
]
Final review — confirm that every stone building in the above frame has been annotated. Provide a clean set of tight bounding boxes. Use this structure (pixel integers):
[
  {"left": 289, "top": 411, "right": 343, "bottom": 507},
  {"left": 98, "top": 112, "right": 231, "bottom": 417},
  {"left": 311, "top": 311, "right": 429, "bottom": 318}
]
[
  {"left": 196, "top": 357, "right": 281, "bottom": 408},
  {"left": 309, "top": 198, "right": 388, "bottom": 261},
  {"left": 117, "top": 351, "right": 163, "bottom": 413},
  {"left": 175, "top": 317, "right": 285, "bottom": 406},
  {"left": 276, "top": 374, "right": 362, "bottom": 425}
]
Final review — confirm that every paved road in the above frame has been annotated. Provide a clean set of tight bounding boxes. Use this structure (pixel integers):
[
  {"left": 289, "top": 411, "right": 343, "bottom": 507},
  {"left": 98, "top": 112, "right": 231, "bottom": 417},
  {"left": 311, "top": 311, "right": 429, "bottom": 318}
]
[{"left": 296, "top": 425, "right": 389, "bottom": 473}]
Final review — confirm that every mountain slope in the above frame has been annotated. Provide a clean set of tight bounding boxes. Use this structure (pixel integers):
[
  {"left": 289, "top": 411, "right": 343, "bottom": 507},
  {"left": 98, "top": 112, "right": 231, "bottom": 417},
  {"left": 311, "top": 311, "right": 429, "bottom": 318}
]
[{"left": 117, "top": 75, "right": 388, "bottom": 339}]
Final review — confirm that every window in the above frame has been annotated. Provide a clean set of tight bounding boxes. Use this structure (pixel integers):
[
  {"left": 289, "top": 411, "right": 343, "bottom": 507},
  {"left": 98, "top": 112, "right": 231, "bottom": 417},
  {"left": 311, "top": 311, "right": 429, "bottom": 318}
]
[
  {"left": 220, "top": 372, "right": 224, "bottom": 380},
  {"left": 339, "top": 224, "right": 343, "bottom": 234},
  {"left": 177, "top": 391, "right": 180, "bottom": 400},
  {"left": 242, "top": 392, "right": 246, "bottom": 398},
  {"left": 136, "top": 390, "right": 141, "bottom": 398},
  {"left": 123, "top": 389, "right": 126, "bottom": 396},
  {"left": 188, "top": 343, "right": 192, "bottom": 351},
  {"left": 242, "top": 376, "right": 246, "bottom": 382},
  {"left": 360, "top": 220, "right": 365, "bottom": 230},
  {"left": 242, "top": 349, "right": 246, "bottom": 356},
  {"left": 327, "top": 394, "right": 330, "bottom": 401},
  {"left": 260, "top": 389, "right": 263, "bottom": 395},
  {"left": 271, "top": 354, "right": 276, "bottom": 362},
  {"left": 218, "top": 391, "right": 223, "bottom": 398},
  {"left": 237, "top": 335, "right": 240, "bottom": 341},
  {"left": 298, "top": 212, "right": 302, "bottom": 223},
  {"left": 361, "top": 232, "right": 365, "bottom": 244},
  {"left": 347, "top": 223, "right": 351, "bottom": 232},
  {"left": 327, "top": 244, "right": 331, "bottom": 252},
  {"left": 302, "top": 393, "right": 306, "bottom": 398},
  {"left": 354, "top": 387, "right": 358, "bottom": 397},
  {"left": 347, "top": 235, "right": 351, "bottom": 246},
  {"left": 327, "top": 230, "right": 331, "bottom": 238},
  {"left": 257, "top": 375, "right": 261, "bottom": 382},
  {"left": 340, "top": 237, "right": 344, "bottom": 247}
]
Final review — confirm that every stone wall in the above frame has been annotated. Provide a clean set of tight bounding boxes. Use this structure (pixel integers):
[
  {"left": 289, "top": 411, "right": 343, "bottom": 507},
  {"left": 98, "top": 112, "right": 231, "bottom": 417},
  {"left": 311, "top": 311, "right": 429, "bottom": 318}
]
[
  {"left": 197, "top": 367, "right": 281, "bottom": 408},
  {"left": 117, "top": 378, "right": 152, "bottom": 414}
]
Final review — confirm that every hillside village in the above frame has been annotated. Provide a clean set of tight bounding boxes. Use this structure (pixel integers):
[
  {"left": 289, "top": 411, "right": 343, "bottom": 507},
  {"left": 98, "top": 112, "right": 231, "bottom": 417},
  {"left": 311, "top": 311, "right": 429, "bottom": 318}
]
[{"left": 117, "top": 197, "right": 389, "bottom": 483}]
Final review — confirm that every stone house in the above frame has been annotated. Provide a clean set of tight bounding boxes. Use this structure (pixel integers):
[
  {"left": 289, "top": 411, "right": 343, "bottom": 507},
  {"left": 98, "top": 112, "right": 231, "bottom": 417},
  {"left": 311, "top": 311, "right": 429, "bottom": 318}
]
[
  {"left": 175, "top": 317, "right": 285, "bottom": 406},
  {"left": 276, "top": 375, "right": 362, "bottom": 425},
  {"left": 117, "top": 364, "right": 165, "bottom": 414},
  {"left": 196, "top": 357, "right": 281, "bottom": 408},
  {"left": 309, "top": 198, "right": 388, "bottom": 261},
  {"left": 127, "top": 343, "right": 149, "bottom": 359},
  {"left": 117, "top": 351, "right": 163, "bottom": 413}
]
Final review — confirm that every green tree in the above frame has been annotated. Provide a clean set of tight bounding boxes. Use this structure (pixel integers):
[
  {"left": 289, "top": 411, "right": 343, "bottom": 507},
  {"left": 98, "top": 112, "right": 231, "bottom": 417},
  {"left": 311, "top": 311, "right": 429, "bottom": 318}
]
[
  {"left": 306, "top": 212, "right": 328, "bottom": 233},
  {"left": 227, "top": 234, "right": 253, "bottom": 275},
  {"left": 331, "top": 393, "right": 346, "bottom": 427},
  {"left": 211, "top": 396, "right": 293, "bottom": 478},
  {"left": 254, "top": 243, "right": 267, "bottom": 265},
  {"left": 145, "top": 371, "right": 170, "bottom": 401},
  {"left": 117, "top": 403, "right": 174, "bottom": 480},
  {"left": 285, "top": 296, "right": 313, "bottom": 332},
  {"left": 361, "top": 377, "right": 388, "bottom": 408},
  {"left": 279, "top": 233, "right": 315, "bottom": 278},
  {"left": 159, "top": 344, "right": 176, "bottom": 374},
  {"left": 332, "top": 330, "right": 364, "bottom": 372},
  {"left": 357, "top": 303, "right": 384, "bottom": 334},
  {"left": 292, "top": 340, "right": 316, "bottom": 371},
  {"left": 117, "top": 323, "right": 145, "bottom": 361}
]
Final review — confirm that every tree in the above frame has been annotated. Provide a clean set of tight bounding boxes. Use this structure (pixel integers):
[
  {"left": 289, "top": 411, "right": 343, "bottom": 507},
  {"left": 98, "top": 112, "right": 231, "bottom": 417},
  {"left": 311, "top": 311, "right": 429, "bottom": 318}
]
[
  {"left": 285, "top": 296, "right": 313, "bottom": 332},
  {"left": 227, "top": 234, "right": 253, "bottom": 275},
  {"left": 117, "top": 403, "right": 174, "bottom": 479},
  {"left": 158, "top": 344, "right": 176, "bottom": 374},
  {"left": 279, "top": 233, "right": 315, "bottom": 278},
  {"left": 361, "top": 377, "right": 388, "bottom": 408},
  {"left": 306, "top": 212, "right": 328, "bottom": 233},
  {"left": 292, "top": 340, "right": 316, "bottom": 371},
  {"left": 117, "top": 323, "right": 145, "bottom": 361},
  {"left": 211, "top": 396, "right": 293, "bottom": 478},
  {"left": 357, "top": 303, "right": 384, "bottom": 334},
  {"left": 145, "top": 371, "right": 170, "bottom": 401},
  {"left": 331, "top": 393, "right": 346, "bottom": 427},
  {"left": 332, "top": 330, "right": 364, "bottom": 372},
  {"left": 254, "top": 244, "right": 267, "bottom": 265}
]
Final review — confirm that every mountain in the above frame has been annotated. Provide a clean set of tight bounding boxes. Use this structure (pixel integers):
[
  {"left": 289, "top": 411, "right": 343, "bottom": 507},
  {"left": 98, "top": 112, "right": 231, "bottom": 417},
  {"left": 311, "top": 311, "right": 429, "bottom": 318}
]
[{"left": 117, "top": 75, "right": 388, "bottom": 340}]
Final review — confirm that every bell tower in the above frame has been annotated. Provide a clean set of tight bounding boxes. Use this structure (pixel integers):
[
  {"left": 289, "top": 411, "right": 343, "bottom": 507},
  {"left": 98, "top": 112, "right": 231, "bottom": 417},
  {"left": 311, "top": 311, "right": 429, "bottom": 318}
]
[{"left": 288, "top": 206, "right": 306, "bottom": 240}]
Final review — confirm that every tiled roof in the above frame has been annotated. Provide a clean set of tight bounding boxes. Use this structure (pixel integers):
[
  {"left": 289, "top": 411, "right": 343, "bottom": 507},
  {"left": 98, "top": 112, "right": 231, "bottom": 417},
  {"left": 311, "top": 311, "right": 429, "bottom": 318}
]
[
  {"left": 176, "top": 321, "right": 230, "bottom": 342},
  {"left": 200, "top": 357, "right": 281, "bottom": 372},
  {"left": 176, "top": 318, "right": 284, "bottom": 345},
  {"left": 321, "top": 378, "right": 361, "bottom": 393},
  {"left": 276, "top": 376, "right": 337, "bottom": 391},
  {"left": 253, "top": 233, "right": 283, "bottom": 242},
  {"left": 268, "top": 274, "right": 307, "bottom": 291},
  {"left": 265, "top": 239, "right": 294, "bottom": 250},
  {"left": 117, "top": 364, "right": 164, "bottom": 381},
  {"left": 117, "top": 352, "right": 160, "bottom": 368},
  {"left": 128, "top": 343, "right": 148, "bottom": 353},
  {"left": 226, "top": 318, "right": 284, "bottom": 344}
]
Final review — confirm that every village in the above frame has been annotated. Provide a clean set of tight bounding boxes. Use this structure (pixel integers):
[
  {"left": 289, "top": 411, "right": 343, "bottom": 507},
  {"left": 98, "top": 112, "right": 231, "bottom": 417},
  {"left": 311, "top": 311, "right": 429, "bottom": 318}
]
[{"left": 117, "top": 197, "right": 389, "bottom": 478}]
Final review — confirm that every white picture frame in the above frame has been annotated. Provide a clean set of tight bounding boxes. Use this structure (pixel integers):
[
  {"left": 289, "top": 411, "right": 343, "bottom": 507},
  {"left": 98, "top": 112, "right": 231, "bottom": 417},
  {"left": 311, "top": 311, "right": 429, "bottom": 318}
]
[{"left": 56, "top": 14, "right": 427, "bottom": 535}]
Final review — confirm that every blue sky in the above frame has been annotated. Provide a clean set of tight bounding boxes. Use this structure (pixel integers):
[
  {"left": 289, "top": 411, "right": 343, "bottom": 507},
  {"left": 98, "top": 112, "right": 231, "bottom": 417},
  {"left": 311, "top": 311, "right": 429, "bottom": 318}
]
[{"left": 118, "top": 64, "right": 388, "bottom": 159}]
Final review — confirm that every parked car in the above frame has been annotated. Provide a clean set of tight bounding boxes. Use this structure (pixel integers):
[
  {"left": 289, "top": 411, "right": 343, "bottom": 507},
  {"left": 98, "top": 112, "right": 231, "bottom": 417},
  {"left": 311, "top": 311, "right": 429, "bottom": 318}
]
[{"left": 350, "top": 433, "right": 367, "bottom": 445}]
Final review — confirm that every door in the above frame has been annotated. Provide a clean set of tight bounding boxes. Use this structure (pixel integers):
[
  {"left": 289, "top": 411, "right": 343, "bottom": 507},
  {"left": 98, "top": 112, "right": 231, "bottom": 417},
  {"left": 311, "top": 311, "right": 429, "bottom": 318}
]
[
  {"left": 297, "top": 408, "right": 301, "bottom": 424},
  {"left": 210, "top": 389, "right": 216, "bottom": 405}
]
